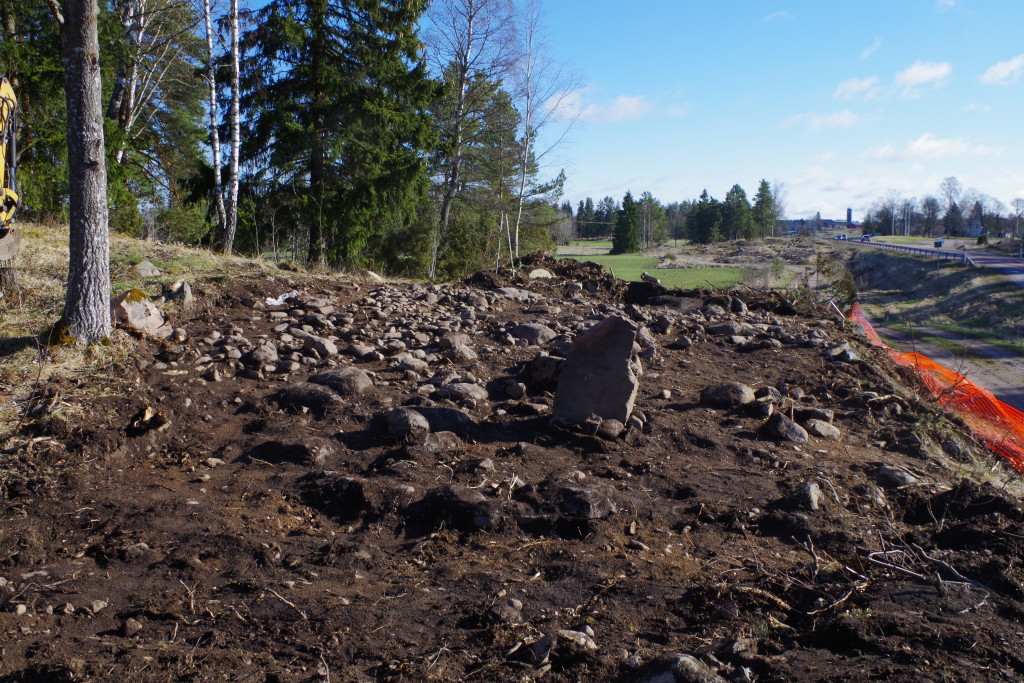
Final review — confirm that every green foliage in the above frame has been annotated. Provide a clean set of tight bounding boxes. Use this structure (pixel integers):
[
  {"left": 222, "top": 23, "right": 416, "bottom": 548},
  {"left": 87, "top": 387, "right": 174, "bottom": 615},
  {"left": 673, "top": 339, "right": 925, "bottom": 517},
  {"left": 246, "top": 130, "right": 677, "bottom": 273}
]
[
  {"left": 752, "top": 179, "right": 775, "bottom": 239},
  {"left": 239, "top": 0, "right": 436, "bottom": 267},
  {"left": 689, "top": 189, "right": 721, "bottom": 244},
  {"left": 722, "top": 184, "right": 754, "bottom": 240},
  {"left": 610, "top": 190, "right": 640, "bottom": 254}
]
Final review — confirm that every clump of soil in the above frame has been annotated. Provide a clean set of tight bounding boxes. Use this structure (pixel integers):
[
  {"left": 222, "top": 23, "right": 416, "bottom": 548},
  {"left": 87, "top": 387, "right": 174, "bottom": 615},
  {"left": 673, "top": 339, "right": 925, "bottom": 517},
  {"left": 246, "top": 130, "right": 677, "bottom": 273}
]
[{"left": 1, "top": 256, "right": 1022, "bottom": 682}]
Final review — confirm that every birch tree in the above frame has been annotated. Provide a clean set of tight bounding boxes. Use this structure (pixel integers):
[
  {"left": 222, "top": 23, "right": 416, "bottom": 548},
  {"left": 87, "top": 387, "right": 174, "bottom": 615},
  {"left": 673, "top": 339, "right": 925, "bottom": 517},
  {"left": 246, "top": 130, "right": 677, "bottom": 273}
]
[
  {"left": 221, "top": 0, "right": 240, "bottom": 253},
  {"left": 199, "top": 0, "right": 226, "bottom": 237},
  {"left": 509, "top": 0, "right": 576, "bottom": 259},
  {"left": 424, "top": 0, "right": 517, "bottom": 278},
  {"left": 46, "top": 0, "right": 111, "bottom": 342}
]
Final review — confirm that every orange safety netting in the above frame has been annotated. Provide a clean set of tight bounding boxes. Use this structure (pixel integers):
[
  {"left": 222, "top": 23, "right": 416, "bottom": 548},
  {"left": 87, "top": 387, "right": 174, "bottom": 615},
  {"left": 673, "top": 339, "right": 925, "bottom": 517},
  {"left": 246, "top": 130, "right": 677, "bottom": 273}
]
[{"left": 849, "top": 303, "right": 1024, "bottom": 472}]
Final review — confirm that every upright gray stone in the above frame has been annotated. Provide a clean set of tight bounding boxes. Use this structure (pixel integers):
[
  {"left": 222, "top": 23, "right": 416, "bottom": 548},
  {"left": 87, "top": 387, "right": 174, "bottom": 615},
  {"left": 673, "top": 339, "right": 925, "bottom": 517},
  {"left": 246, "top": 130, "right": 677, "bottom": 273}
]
[{"left": 552, "top": 316, "right": 639, "bottom": 424}]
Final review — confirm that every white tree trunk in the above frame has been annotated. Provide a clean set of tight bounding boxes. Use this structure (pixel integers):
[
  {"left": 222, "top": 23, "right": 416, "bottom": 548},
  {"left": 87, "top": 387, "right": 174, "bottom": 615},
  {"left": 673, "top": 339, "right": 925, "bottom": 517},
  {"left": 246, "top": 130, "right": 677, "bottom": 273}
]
[
  {"left": 61, "top": 0, "right": 111, "bottom": 342},
  {"left": 203, "top": 0, "right": 226, "bottom": 237},
  {"left": 222, "top": 0, "right": 240, "bottom": 253}
]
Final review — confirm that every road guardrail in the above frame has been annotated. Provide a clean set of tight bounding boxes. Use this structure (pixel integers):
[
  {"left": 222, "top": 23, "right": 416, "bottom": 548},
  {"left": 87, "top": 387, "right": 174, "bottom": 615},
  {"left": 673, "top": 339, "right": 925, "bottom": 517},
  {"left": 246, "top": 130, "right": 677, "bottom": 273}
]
[{"left": 844, "top": 239, "right": 976, "bottom": 266}]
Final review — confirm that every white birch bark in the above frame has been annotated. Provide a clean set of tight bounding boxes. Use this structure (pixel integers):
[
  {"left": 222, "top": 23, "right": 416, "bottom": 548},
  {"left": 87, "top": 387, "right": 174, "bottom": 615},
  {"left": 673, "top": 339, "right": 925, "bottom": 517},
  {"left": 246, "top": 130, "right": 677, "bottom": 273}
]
[
  {"left": 222, "top": 0, "right": 240, "bottom": 253},
  {"left": 202, "top": 0, "right": 226, "bottom": 237}
]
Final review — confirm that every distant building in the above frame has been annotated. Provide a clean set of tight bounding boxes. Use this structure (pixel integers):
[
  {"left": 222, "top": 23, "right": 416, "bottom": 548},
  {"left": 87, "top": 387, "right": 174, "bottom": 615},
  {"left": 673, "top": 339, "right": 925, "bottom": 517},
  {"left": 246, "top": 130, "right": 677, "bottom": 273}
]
[{"left": 776, "top": 208, "right": 859, "bottom": 235}]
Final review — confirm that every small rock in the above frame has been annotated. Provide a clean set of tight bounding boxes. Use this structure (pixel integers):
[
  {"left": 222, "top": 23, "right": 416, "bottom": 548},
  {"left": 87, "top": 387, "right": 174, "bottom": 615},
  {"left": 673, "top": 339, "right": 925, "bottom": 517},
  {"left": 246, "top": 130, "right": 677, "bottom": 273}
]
[
  {"left": 309, "top": 367, "right": 373, "bottom": 396},
  {"left": 123, "top": 618, "right": 143, "bottom": 637},
  {"left": 90, "top": 600, "right": 107, "bottom": 614},
  {"left": 805, "top": 419, "right": 841, "bottom": 441},
  {"left": 489, "top": 597, "right": 523, "bottom": 623},
  {"left": 556, "top": 628, "right": 598, "bottom": 651},
  {"left": 876, "top": 465, "right": 920, "bottom": 488},
  {"left": 131, "top": 260, "right": 161, "bottom": 277},
  {"left": 529, "top": 268, "right": 554, "bottom": 279},
  {"left": 762, "top": 413, "right": 809, "bottom": 443},
  {"left": 511, "top": 323, "right": 557, "bottom": 345},
  {"left": 700, "top": 382, "right": 755, "bottom": 409},
  {"left": 386, "top": 408, "right": 431, "bottom": 440},
  {"left": 597, "top": 419, "right": 624, "bottom": 439}
]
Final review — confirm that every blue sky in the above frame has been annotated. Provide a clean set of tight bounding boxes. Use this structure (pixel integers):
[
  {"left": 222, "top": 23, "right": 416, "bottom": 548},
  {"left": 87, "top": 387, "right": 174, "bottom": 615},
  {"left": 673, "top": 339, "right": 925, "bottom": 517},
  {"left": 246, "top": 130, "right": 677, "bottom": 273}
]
[{"left": 532, "top": 0, "right": 1024, "bottom": 220}]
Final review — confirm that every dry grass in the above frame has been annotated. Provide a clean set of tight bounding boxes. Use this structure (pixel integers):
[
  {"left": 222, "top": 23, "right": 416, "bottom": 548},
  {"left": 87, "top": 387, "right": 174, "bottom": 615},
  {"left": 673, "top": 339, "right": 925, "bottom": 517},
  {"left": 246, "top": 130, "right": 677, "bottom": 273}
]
[{"left": 0, "top": 223, "right": 279, "bottom": 442}]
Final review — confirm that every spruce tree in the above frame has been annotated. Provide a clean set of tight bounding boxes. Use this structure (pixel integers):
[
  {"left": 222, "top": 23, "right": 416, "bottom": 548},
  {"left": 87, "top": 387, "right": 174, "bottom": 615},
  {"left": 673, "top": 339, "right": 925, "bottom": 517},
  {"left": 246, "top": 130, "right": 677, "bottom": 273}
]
[
  {"left": 240, "top": 0, "right": 436, "bottom": 266},
  {"left": 611, "top": 190, "right": 639, "bottom": 254}
]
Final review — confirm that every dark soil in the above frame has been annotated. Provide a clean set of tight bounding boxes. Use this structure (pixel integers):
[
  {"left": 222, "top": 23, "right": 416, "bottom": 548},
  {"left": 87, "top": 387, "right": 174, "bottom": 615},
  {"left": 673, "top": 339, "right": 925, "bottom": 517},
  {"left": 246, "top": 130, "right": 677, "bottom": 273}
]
[{"left": 2, "top": 254, "right": 1023, "bottom": 682}]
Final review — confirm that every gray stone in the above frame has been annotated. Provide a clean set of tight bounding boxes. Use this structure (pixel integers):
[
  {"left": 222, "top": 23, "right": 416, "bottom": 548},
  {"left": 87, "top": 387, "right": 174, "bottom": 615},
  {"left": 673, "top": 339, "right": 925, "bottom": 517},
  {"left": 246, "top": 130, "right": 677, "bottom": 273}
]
[
  {"left": 552, "top": 316, "right": 639, "bottom": 424},
  {"left": 273, "top": 383, "right": 344, "bottom": 415},
  {"left": 489, "top": 597, "right": 523, "bottom": 624},
  {"left": 303, "top": 334, "right": 339, "bottom": 357},
  {"left": 699, "top": 382, "right": 755, "bottom": 409},
  {"left": 309, "top": 367, "right": 373, "bottom": 396},
  {"left": 805, "top": 419, "right": 841, "bottom": 440},
  {"left": 445, "top": 344, "right": 478, "bottom": 363},
  {"left": 511, "top": 323, "right": 557, "bottom": 345},
  {"left": 394, "top": 354, "right": 429, "bottom": 372},
  {"left": 876, "top": 465, "right": 920, "bottom": 488},
  {"left": 707, "top": 321, "right": 747, "bottom": 336},
  {"left": 556, "top": 629, "right": 598, "bottom": 651},
  {"left": 423, "top": 431, "right": 464, "bottom": 453},
  {"left": 629, "top": 653, "right": 727, "bottom": 683},
  {"left": 505, "top": 382, "right": 527, "bottom": 399},
  {"left": 597, "top": 419, "right": 624, "bottom": 439},
  {"left": 163, "top": 280, "right": 194, "bottom": 310},
  {"left": 386, "top": 408, "right": 431, "bottom": 440},
  {"left": 243, "top": 343, "right": 279, "bottom": 366},
  {"left": 670, "top": 335, "right": 693, "bottom": 350},
  {"left": 762, "top": 413, "right": 809, "bottom": 443},
  {"left": 524, "top": 353, "right": 564, "bottom": 390},
  {"left": 111, "top": 290, "right": 166, "bottom": 336},
  {"left": 131, "top": 260, "right": 161, "bottom": 277},
  {"left": 755, "top": 386, "right": 783, "bottom": 403},
  {"left": 796, "top": 481, "right": 823, "bottom": 511},
  {"left": 436, "top": 382, "right": 488, "bottom": 403},
  {"left": 528, "top": 268, "right": 554, "bottom": 279}
]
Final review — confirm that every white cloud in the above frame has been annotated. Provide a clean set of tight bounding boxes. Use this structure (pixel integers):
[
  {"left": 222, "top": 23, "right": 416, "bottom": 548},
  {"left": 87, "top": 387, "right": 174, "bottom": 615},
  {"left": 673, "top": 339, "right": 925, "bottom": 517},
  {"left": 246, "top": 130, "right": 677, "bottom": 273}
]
[
  {"left": 980, "top": 54, "right": 1024, "bottom": 85},
  {"left": 936, "top": 0, "right": 955, "bottom": 10},
  {"left": 894, "top": 60, "right": 952, "bottom": 97},
  {"left": 962, "top": 102, "right": 992, "bottom": 113},
  {"left": 548, "top": 89, "right": 684, "bottom": 123},
  {"left": 834, "top": 76, "right": 880, "bottom": 101},
  {"left": 861, "top": 37, "right": 882, "bottom": 60},
  {"left": 867, "top": 133, "right": 1000, "bottom": 161},
  {"left": 815, "top": 152, "right": 837, "bottom": 163},
  {"left": 763, "top": 11, "right": 792, "bottom": 21},
  {"left": 784, "top": 110, "right": 860, "bottom": 131},
  {"left": 895, "top": 60, "right": 952, "bottom": 87}
]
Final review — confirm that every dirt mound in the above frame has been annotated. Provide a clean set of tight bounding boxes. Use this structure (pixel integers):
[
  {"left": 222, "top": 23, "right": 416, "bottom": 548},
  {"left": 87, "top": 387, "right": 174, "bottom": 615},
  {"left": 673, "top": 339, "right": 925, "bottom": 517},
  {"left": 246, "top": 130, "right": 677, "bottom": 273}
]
[{"left": 1, "top": 262, "right": 1022, "bottom": 682}]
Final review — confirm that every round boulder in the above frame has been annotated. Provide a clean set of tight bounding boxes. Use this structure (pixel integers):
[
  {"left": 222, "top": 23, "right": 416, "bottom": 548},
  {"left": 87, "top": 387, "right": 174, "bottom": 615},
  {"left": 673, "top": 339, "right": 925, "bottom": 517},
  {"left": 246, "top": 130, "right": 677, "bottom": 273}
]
[{"left": 699, "top": 382, "right": 756, "bottom": 408}]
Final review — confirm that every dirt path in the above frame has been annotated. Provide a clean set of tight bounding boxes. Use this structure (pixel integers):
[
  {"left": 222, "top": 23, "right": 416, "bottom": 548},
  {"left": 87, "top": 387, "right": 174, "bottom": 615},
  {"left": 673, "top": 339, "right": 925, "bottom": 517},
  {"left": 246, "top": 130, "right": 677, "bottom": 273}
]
[{"left": 873, "top": 323, "right": 1024, "bottom": 412}]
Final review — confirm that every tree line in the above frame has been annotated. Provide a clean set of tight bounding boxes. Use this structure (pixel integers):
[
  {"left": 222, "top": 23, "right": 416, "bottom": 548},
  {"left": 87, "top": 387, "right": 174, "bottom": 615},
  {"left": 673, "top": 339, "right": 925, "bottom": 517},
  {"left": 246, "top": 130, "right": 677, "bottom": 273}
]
[
  {"left": 862, "top": 176, "right": 1024, "bottom": 238},
  {"left": 559, "top": 180, "right": 785, "bottom": 253},
  {"left": 0, "top": 0, "right": 572, "bottom": 284}
]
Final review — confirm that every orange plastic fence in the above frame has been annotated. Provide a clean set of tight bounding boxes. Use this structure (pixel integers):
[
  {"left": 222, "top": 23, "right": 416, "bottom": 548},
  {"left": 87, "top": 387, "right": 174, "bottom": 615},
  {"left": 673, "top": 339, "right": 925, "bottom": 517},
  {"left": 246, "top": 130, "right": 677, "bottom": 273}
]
[{"left": 849, "top": 303, "right": 1024, "bottom": 472}]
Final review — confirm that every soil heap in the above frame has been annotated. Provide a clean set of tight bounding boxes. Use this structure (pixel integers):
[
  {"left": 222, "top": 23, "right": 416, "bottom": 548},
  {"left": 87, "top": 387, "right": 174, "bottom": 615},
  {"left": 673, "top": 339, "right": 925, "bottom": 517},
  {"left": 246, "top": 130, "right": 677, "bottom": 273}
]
[{"left": 2, "top": 254, "right": 1023, "bottom": 682}]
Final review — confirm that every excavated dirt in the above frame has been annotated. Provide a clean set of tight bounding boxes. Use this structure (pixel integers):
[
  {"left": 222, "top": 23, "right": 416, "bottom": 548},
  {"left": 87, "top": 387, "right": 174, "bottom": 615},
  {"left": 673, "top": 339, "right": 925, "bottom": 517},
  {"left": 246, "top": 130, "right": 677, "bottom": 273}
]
[{"left": 3, "top": 254, "right": 1024, "bottom": 682}]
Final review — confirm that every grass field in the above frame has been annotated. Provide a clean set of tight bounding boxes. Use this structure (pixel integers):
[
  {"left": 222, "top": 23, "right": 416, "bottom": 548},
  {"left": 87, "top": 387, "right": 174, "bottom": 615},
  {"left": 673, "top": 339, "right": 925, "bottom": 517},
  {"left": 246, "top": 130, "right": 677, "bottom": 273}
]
[{"left": 560, "top": 252, "right": 744, "bottom": 289}]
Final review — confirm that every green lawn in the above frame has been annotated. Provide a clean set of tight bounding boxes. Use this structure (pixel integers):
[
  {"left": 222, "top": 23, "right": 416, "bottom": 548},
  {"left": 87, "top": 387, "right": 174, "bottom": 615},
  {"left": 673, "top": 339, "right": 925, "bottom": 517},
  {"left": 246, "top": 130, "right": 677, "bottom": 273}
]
[{"left": 560, "top": 252, "right": 744, "bottom": 289}]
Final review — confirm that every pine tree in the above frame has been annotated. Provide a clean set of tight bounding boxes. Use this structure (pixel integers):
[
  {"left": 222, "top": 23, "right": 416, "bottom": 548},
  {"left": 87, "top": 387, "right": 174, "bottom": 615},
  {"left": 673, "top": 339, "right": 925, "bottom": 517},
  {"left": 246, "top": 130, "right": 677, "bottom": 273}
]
[{"left": 752, "top": 179, "right": 775, "bottom": 239}]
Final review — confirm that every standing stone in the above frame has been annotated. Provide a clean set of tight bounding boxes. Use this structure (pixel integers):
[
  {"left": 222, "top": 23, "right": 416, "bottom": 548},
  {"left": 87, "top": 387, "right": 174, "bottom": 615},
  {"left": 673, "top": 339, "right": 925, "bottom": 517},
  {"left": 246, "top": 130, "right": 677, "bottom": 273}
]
[{"left": 552, "top": 316, "right": 639, "bottom": 424}]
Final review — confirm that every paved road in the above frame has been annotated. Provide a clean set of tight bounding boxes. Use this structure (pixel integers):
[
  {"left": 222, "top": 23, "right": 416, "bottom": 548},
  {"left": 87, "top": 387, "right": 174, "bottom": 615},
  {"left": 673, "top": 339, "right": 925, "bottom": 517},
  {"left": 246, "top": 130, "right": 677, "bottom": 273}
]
[
  {"left": 873, "top": 324, "right": 1024, "bottom": 413},
  {"left": 843, "top": 238, "right": 1024, "bottom": 287}
]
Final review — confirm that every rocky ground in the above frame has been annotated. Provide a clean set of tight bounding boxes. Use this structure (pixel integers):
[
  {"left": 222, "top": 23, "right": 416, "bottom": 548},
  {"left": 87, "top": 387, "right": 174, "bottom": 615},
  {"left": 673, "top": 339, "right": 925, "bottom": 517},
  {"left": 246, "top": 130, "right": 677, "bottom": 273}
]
[{"left": 3, "top": 254, "right": 1024, "bottom": 682}]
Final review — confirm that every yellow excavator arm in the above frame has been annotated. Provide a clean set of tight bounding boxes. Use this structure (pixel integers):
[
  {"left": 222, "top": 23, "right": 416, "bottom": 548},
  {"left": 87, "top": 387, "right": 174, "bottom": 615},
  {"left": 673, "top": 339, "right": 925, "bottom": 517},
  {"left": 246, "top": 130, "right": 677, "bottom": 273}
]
[{"left": 0, "top": 76, "right": 20, "bottom": 267}]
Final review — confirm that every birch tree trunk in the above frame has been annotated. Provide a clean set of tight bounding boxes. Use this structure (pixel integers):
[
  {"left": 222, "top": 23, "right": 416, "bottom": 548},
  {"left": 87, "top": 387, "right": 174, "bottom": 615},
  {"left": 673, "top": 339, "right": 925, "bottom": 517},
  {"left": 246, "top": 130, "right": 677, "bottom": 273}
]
[
  {"left": 203, "top": 0, "right": 226, "bottom": 238},
  {"left": 60, "top": 0, "right": 112, "bottom": 342},
  {"left": 222, "top": 0, "right": 240, "bottom": 253}
]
